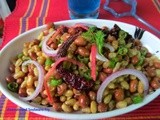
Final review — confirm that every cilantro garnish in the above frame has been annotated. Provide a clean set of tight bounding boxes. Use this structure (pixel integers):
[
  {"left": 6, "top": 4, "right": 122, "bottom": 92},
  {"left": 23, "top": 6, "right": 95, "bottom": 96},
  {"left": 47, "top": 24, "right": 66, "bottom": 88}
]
[{"left": 82, "top": 27, "right": 106, "bottom": 55}]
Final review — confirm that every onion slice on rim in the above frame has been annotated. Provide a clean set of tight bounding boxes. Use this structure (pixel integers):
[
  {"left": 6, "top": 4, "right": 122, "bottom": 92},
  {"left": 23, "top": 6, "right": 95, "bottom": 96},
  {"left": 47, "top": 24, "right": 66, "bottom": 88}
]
[
  {"left": 42, "top": 31, "right": 58, "bottom": 57},
  {"left": 96, "top": 43, "right": 114, "bottom": 62},
  {"left": 97, "top": 69, "right": 149, "bottom": 103},
  {"left": 20, "top": 60, "right": 44, "bottom": 101}
]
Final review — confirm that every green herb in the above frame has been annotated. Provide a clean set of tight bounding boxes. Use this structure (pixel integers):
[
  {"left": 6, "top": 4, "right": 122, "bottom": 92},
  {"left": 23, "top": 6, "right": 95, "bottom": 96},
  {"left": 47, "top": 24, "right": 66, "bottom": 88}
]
[
  {"left": 50, "top": 78, "right": 62, "bottom": 86},
  {"left": 45, "top": 58, "right": 53, "bottom": 66},
  {"left": 82, "top": 27, "right": 105, "bottom": 55},
  {"left": 95, "top": 31, "right": 106, "bottom": 55},
  {"left": 7, "top": 82, "right": 19, "bottom": 92},
  {"left": 132, "top": 94, "right": 143, "bottom": 104},
  {"left": 82, "top": 26, "right": 96, "bottom": 42}
]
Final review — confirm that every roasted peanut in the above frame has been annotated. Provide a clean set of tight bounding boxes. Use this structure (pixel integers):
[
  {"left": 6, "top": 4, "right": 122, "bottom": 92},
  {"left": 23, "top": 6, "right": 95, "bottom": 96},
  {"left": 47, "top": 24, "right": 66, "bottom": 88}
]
[
  {"left": 18, "top": 88, "right": 27, "bottom": 97},
  {"left": 78, "top": 94, "right": 89, "bottom": 108},
  {"left": 131, "top": 55, "right": 139, "bottom": 65},
  {"left": 138, "top": 81, "right": 144, "bottom": 94},
  {"left": 53, "top": 102, "right": 62, "bottom": 111},
  {"left": 74, "top": 36, "right": 87, "bottom": 46},
  {"left": 114, "top": 88, "right": 124, "bottom": 101},
  {"left": 130, "top": 79, "right": 138, "bottom": 93},
  {"left": 146, "top": 67, "right": 156, "bottom": 77},
  {"left": 16, "top": 78, "right": 23, "bottom": 85},
  {"left": 29, "top": 52, "right": 37, "bottom": 60},
  {"left": 89, "top": 91, "right": 96, "bottom": 101},
  {"left": 57, "top": 83, "right": 67, "bottom": 95},
  {"left": 9, "top": 64, "right": 15, "bottom": 73},
  {"left": 150, "top": 78, "right": 160, "bottom": 89},
  {"left": 98, "top": 103, "right": 107, "bottom": 112},
  {"left": 103, "top": 68, "right": 113, "bottom": 74},
  {"left": 98, "top": 72, "right": 107, "bottom": 81},
  {"left": 77, "top": 47, "right": 89, "bottom": 57},
  {"left": 6, "top": 75, "right": 15, "bottom": 83}
]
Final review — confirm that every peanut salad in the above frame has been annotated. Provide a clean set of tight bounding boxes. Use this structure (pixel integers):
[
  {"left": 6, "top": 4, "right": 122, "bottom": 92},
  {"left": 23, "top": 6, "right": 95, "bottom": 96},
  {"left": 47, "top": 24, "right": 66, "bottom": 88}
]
[{"left": 6, "top": 23, "right": 160, "bottom": 113}]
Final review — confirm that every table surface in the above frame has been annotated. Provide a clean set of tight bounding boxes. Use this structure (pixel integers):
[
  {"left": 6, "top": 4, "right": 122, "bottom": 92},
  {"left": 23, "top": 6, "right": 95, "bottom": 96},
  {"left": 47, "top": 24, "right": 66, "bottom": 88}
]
[{"left": 0, "top": 0, "right": 160, "bottom": 119}]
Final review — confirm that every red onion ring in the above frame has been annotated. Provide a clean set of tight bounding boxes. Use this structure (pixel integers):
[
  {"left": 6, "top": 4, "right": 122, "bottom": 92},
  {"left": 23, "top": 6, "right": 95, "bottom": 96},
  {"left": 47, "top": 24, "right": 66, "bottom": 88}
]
[
  {"left": 42, "top": 31, "right": 58, "bottom": 57},
  {"left": 97, "top": 69, "right": 149, "bottom": 103},
  {"left": 20, "top": 60, "right": 44, "bottom": 101}
]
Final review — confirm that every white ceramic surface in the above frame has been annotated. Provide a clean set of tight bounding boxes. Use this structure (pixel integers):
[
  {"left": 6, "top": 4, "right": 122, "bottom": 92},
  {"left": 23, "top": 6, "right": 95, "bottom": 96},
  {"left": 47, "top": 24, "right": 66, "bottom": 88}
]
[{"left": 0, "top": 19, "right": 160, "bottom": 120}]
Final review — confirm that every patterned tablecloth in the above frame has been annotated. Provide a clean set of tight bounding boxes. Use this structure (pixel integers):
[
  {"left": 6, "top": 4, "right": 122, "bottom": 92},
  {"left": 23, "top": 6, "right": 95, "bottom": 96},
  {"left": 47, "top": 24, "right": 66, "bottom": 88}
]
[{"left": 0, "top": 0, "right": 160, "bottom": 119}]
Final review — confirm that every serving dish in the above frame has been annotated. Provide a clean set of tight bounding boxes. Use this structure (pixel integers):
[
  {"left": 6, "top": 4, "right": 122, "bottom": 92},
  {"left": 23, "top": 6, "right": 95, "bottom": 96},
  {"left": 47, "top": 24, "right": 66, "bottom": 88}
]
[{"left": 0, "top": 19, "right": 160, "bottom": 119}]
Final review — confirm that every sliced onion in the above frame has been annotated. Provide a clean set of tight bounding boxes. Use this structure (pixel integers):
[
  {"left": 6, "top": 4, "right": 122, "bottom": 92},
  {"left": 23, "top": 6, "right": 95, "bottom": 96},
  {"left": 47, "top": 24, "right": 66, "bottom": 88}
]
[
  {"left": 42, "top": 31, "right": 58, "bottom": 57},
  {"left": 20, "top": 60, "right": 44, "bottom": 101},
  {"left": 96, "top": 52, "right": 108, "bottom": 62},
  {"left": 97, "top": 69, "right": 149, "bottom": 103},
  {"left": 104, "top": 43, "right": 115, "bottom": 52},
  {"left": 96, "top": 43, "right": 114, "bottom": 62}
]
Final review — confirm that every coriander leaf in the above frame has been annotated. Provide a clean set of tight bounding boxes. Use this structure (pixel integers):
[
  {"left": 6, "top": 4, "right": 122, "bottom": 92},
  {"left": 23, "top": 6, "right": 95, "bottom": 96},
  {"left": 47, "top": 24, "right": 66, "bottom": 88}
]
[
  {"left": 95, "top": 30, "right": 105, "bottom": 55},
  {"left": 82, "top": 26, "right": 96, "bottom": 43}
]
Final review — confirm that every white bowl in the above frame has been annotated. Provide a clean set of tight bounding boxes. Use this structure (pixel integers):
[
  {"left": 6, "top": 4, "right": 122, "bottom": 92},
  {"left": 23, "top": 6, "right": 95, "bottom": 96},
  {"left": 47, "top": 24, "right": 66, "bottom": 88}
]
[{"left": 0, "top": 19, "right": 160, "bottom": 119}]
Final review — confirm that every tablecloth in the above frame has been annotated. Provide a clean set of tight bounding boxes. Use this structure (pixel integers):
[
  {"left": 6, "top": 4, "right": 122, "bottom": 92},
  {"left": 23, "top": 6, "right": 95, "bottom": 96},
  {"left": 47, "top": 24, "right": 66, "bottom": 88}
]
[{"left": 0, "top": 0, "right": 160, "bottom": 119}]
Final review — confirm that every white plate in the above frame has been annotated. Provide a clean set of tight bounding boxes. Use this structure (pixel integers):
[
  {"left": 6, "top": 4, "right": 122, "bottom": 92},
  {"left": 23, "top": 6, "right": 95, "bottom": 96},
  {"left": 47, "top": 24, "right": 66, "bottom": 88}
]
[{"left": 0, "top": 19, "right": 160, "bottom": 119}]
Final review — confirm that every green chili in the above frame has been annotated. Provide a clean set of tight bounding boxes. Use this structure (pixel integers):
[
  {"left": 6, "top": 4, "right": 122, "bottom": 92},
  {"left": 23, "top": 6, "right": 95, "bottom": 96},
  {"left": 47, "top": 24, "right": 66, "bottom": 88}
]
[
  {"left": 50, "top": 78, "right": 62, "bottom": 86},
  {"left": 83, "top": 70, "right": 92, "bottom": 80},
  {"left": 132, "top": 94, "right": 143, "bottom": 104},
  {"left": 45, "top": 58, "right": 53, "bottom": 66},
  {"left": 7, "top": 82, "right": 19, "bottom": 92},
  {"left": 118, "top": 46, "right": 128, "bottom": 55}
]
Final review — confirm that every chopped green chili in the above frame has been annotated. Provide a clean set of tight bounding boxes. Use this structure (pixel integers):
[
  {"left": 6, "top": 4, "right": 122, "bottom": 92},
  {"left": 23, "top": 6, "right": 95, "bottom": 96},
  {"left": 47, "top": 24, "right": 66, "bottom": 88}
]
[
  {"left": 50, "top": 78, "right": 62, "bottom": 86},
  {"left": 132, "top": 94, "right": 143, "bottom": 104},
  {"left": 118, "top": 46, "right": 128, "bottom": 56},
  {"left": 83, "top": 70, "right": 92, "bottom": 80},
  {"left": 7, "top": 82, "right": 19, "bottom": 92},
  {"left": 45, "top": 58, "right": 53, "bottom": 66}
]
